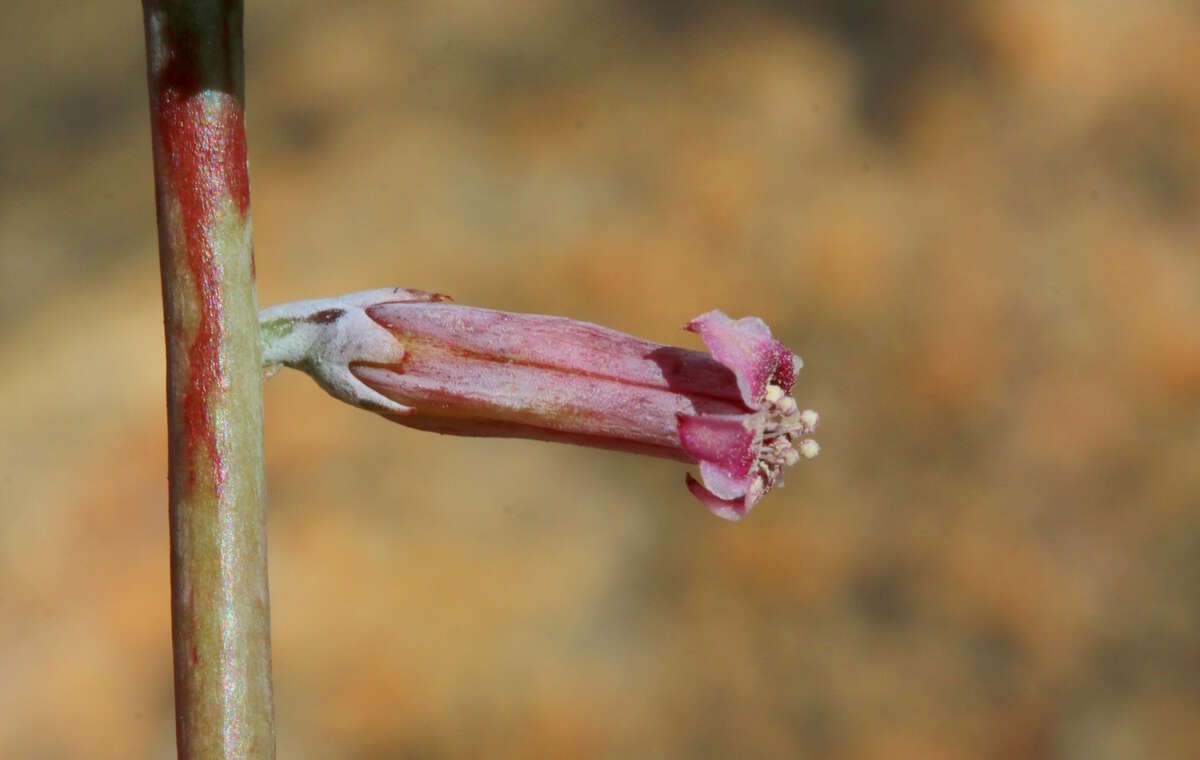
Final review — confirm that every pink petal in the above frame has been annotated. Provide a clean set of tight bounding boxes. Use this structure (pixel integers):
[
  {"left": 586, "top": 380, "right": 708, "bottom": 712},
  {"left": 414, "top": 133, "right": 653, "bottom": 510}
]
[
  {"left": 677, "top": 413, "right": 757, "bottom": 480},
  {"left": 366, "top": 303, "right": 745, "bottom": 405},
  {"left": 686, "top": 310, "right": 797, "bottom": 407},
  {"left": 698, "top": 460, "right": 754, "bottom": 500},
  {"left": 685, "top": 473, "right": 749, "bottom": 521},
  {"left": 353, "top": 358, "right": 698, "bottom": 454}
]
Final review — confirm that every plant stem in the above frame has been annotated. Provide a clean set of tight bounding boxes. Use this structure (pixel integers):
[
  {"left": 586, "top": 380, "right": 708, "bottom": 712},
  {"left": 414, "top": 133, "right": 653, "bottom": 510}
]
[{"left": 141, "top": 1, "right": 274, "bottom": 757}]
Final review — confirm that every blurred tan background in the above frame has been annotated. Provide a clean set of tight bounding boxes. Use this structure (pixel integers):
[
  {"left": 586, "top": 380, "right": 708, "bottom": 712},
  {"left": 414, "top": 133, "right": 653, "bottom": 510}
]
[{"left": 2, "top": 1, "right": 1199, "bottom": 758}]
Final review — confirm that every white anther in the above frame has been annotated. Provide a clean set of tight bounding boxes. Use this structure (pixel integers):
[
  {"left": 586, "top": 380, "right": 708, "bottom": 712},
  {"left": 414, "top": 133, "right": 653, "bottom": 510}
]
[
  {"left": 799, "top": 409, "right": 819, "bottom": 432},
  {"left": 799, "top": 439, "right": 820, "bottom": 459},
  {"left": 764, "top": 384, "right": 785, "bottom": 404},
  {"left": 783, "top": 448, "right": 801, "bottom": 466},
  {"left": 779, "top": 397, "right": 798, "bottom": 416}
]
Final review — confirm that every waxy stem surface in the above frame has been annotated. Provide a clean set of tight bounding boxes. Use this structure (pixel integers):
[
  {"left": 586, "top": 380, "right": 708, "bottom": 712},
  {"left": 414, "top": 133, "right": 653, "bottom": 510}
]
[{"left": 142, "top": 1, "right": 274, "bottom": 757}]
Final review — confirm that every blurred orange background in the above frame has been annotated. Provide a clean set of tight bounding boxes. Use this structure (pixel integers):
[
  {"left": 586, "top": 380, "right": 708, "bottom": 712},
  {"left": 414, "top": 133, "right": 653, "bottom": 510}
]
[{"left": 2, "top": 1, "right": 1199, "bottom": 758}]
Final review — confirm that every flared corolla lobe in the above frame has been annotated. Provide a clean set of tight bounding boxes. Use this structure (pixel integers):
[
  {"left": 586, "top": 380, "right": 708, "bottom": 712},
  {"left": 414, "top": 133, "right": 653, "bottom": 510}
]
[
  {"left": 685, "top": 310, "right": 801, "bottom": 408},
  {"left": 260, "top": 290, "right": 818, "bottom": 520},
  {"left": 677, "top": 310, "right": 818, "bottom": 519}
]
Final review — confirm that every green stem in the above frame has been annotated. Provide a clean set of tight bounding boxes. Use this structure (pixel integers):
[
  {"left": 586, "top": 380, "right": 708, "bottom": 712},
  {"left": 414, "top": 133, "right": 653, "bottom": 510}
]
[{"left": 141, "top": 1, "right": 275, "bottom": 757}]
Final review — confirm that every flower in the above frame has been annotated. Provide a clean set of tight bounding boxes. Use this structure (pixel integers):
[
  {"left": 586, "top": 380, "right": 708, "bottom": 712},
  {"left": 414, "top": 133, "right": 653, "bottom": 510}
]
[{"left": 260, "top": 289, "right": 818, "bottom": 521}]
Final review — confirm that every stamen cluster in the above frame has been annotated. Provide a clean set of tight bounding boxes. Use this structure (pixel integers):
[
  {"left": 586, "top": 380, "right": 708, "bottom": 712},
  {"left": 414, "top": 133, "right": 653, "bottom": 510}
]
[{"left": 750, "top": 384, "right": 820, "bottom": 503}]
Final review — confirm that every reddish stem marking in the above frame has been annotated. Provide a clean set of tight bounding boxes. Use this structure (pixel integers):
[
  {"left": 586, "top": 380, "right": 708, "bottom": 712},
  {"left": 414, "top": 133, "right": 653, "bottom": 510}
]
[{"left": 155, "top": 66, "right": 251, "bottom": 490}]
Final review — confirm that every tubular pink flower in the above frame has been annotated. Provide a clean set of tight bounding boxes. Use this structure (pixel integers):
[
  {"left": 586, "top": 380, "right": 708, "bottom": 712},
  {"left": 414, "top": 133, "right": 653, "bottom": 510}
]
[{"left": 260, "top": 289, "right": 818, "bottom": 521}]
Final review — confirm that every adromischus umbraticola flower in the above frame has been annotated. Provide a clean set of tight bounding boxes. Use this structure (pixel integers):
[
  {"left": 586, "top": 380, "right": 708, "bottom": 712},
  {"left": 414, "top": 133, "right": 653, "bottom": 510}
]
[{"left": 260, "top": 289, "right": 818, "bottom": 520}]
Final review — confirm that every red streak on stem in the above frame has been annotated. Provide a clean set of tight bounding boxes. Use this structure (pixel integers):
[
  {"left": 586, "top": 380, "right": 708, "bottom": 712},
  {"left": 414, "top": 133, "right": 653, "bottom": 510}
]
[{"left": 154, "top": 62, "right": 251, "bottom": 490}]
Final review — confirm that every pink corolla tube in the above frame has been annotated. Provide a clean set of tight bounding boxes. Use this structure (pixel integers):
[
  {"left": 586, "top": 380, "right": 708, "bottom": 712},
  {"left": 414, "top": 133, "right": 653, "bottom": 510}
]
[{"left": 260, "top": 288, "right": 818, "bottom": 521}]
